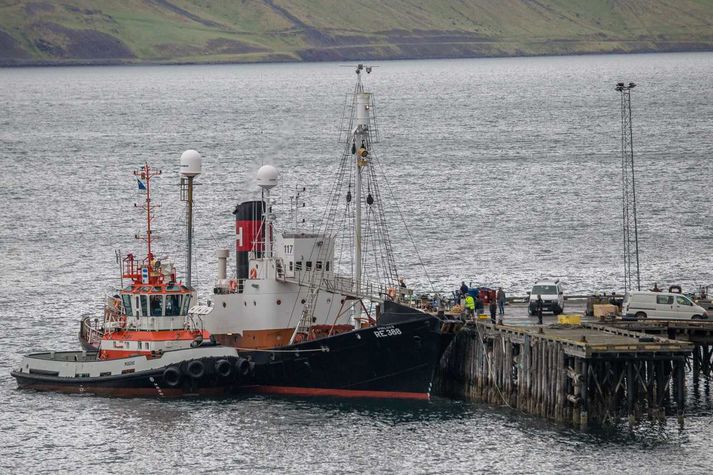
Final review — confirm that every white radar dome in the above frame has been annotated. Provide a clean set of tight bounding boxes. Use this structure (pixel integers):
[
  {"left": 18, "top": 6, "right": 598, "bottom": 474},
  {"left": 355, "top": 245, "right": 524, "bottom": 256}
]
[
  {"left": 256, "top": 165, "right": 279, "bottom": 189},
  {"left": 180, "top": 149, "right": 202, "bottom": 177}
]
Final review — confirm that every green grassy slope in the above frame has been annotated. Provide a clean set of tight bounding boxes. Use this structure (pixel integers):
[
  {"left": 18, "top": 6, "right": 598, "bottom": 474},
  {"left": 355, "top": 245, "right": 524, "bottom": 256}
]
[{"left": 1, "top": 0, "right": 713, "bottom": 65}]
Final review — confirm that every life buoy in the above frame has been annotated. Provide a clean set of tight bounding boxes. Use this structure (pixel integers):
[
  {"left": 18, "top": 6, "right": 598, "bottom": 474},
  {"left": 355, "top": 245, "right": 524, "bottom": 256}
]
[
  {"left": 387, "top": 288, "right": 397, "bottom": 300},
  {"left": 229, "top": 279, "right": 237, "bottom": 292},
  {"left": 249, "top": 267, "right": 257, "bottom": 279},
  {"left": 186, "top": 360, "right": 205, "bottom": 379},
  {"left": 119, "top": 315, "right": 127, "bottom": 329},
  {"left": 163, "top": 366, "right": 181, "bottom": 387}
]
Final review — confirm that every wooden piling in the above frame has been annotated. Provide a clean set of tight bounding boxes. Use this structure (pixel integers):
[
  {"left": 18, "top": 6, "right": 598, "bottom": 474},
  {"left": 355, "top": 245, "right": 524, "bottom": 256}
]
[{"left": 435, "top": 322, "right": 693, "bottom": 428}]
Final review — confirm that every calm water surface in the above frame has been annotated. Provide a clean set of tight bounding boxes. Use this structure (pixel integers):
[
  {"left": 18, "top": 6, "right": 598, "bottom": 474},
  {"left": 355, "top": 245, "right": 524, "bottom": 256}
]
[{"left": 1, "top": 54, "right": 713, "bottom": 473}]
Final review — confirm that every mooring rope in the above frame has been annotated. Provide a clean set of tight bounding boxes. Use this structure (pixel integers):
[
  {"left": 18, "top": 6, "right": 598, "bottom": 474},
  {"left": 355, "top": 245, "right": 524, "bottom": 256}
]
[{"left": 467, "top": 321, "right": 514, "bottom": 409}]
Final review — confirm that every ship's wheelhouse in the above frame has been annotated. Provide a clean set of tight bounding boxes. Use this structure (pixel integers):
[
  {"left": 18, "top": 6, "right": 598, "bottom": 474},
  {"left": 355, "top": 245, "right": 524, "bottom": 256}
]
[
  {"left": 120, "top": 285, "right": 193, "bottom": 318},
  {"left": 275, "top": 233, "right": 336, "bottom": 279}
]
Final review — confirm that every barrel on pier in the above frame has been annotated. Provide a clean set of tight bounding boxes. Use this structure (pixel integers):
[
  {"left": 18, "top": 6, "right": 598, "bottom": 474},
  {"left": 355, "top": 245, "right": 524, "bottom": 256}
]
[{"left": 233, "top": 200, "right": 264, "bottom": 280}]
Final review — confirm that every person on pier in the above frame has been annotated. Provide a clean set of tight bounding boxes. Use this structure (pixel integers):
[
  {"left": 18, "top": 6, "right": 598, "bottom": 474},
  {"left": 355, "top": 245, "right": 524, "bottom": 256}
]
[
  {"left": 464, "top": 293, "right": 475, "bottom": 321},
  {"left": 536, "top": 294, "right": 543, "bottom": 325},
  {"left": 497, "top": 287, "right": 506, "bottom": 316},
  {"left": 489, "top": 298, "right": 497, "bottom": 324}
]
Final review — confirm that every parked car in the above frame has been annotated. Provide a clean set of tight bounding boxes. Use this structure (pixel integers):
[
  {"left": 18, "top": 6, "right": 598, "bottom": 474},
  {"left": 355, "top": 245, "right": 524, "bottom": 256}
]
[
  {"left": 622, "top": 291, "right": 709, "bottom": 320},
  {"left": 528, "top": 280, "right": 564, "bottom": 315}
]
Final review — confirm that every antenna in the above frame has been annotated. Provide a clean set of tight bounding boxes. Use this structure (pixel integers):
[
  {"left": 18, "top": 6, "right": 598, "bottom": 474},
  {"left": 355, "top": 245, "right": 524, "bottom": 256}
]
[
  {"left": 180, "top": 149, "right": 202, "bottom": 288},
  {"left": 133, "top": 163, "right": 162, "bottom": 263},
  {"left": 615, "top": 82, "right": 641, "bottom": 291}
]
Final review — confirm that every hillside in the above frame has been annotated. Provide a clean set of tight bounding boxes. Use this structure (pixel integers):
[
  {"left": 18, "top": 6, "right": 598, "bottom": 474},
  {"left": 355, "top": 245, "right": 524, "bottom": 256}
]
[{"left": 2, "top": 0, "right": 713, "bottom": 65}]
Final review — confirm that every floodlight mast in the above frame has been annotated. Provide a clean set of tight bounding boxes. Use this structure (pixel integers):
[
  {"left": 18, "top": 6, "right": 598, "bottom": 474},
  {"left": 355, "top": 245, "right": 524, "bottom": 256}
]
[{"left": 616, "top": 82, "right": 641, "bottom": 292}]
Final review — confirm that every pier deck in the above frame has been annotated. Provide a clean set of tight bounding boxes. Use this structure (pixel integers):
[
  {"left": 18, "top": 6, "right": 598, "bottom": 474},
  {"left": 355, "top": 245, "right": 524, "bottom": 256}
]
[
  {"left": 603, "top": 319, "right": 713, "bottom": 376},
  {"left": 435, "top": 319, "right": 693, "bottom": 429},
  {"left": 490, "top": 322, "right": 693, "bottom": 358}
]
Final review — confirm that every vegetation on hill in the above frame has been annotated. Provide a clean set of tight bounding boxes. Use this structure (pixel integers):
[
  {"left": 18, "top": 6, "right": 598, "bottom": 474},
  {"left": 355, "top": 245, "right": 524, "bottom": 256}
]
[{"left": 1, "top": 0, "right": 713, "bottom": 65}]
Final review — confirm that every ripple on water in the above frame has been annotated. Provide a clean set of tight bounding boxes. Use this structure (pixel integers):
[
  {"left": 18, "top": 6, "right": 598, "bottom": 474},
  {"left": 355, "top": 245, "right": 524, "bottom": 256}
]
[{"left": 2, "top": 54, "right": 713, "bottom": 473}]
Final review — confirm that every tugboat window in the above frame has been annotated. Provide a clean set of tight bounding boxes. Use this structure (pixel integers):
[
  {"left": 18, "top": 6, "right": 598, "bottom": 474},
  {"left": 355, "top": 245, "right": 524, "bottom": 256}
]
[
  {"left": 150, "top": 295, "right": 163, "bottom": 316},
  {"left": 181, "top": 295, "right": 192, "bottom": 315},
  {"left": 326, "top": 261, "right": 330, "bottom": 271},
  {"left": 295, "top": 261, "right": 302, "bottom": 271},
  {"left": 316, "top": 261, "right": 322, "bottom": 270},
  {"left": 306, "top": 261, "right": 312, "bottom": 271},
  {"left": 121, "top": 295, "right": 132, "bottom": 315},
  {"left": 165, "top": 294, "right": 181, "bottom": 316},
  {"left": 140, "top": 296, "right": 149, "bottom": 317}
]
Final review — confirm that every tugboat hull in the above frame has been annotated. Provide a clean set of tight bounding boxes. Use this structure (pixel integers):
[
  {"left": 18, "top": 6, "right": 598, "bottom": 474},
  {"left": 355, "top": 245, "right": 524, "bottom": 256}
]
[
  {"left": 239, "top": 307, "right": 442, "bottom": 400},
  {"left": 12, "top": 346, "right": 251, "bottom": 398}
]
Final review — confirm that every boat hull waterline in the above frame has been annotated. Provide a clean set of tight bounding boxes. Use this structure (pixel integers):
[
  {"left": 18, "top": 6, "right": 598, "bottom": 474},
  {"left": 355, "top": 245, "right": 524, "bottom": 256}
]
[
  {"left": 230, "top": 309, "right": 442, "bottom": 401},
  {"left": 12, "top": 346, "right": 252, "bottom": 398}
]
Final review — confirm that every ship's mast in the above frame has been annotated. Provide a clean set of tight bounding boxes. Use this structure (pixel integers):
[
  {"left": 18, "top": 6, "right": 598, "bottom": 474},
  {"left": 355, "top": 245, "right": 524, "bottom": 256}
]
[
  {"left": 257, "top": 165, "right": 279, "bottom": 260},
  {"left": 134, "top": 163, "right": 161, "bottom": 264},
  {"left": 353, "top": 64, "right": 371, "bottom": 295}
]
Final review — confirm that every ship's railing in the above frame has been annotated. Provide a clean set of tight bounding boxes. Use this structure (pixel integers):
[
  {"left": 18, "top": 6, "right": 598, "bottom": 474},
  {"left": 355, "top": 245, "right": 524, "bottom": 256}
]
[
  {"left": 102, "top": 296, "right": 126, "bottom": 332},
  {"left": 318, "top": 276, "right": 390, "bottom": 302},
  {"left": 213, "top": 278, "right": 244, "bottom": 294},
  {"left": 186, "top": 305, "right": 211, "bottom": 333},
  {"left": 81, "top": 316, "right": 103, "bottom": 347}
]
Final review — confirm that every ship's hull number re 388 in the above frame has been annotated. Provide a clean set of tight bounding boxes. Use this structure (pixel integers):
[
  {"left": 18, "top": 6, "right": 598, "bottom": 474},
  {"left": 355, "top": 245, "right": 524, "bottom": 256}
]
[{"left": 374, "top": 327, "right": 402, "bottom": 338}]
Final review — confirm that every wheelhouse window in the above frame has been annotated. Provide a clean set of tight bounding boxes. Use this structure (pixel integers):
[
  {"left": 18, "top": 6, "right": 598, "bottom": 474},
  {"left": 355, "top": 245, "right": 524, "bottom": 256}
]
[
  {"left": 326, "top": 261, "right": 330, "bottom": 271},
  {"left": 316, "top": 261, "right": 323, "bottom": 270},
  {"left": 150, "top": 295, "right": 164, "bottom": 316},
  {"left": 295, "top": 261, "right": 302, "bottom": 271},
  {"left": 121, "top": 295, "right": 132, "bottom": 316},
  {"left": 306, "top": 261, "right": 312, "bottom": 271},
  {"left": 140, "top": 296, "right": 149, "bottom": 317},
  {"left": 165, "top": 294, "right": 182, "bottom": 316},
  {"left": 181, "top": 294, "right": 192, "bottom": 315}
]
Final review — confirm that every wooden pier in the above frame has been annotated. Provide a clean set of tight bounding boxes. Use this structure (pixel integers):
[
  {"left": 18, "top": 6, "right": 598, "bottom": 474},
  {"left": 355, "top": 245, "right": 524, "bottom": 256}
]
[
  {"left": 605, "top": 320, "right": 713, "bottom": 377},
  {"left": 435, "top": 321, "right": 693, "bottom": 429}
]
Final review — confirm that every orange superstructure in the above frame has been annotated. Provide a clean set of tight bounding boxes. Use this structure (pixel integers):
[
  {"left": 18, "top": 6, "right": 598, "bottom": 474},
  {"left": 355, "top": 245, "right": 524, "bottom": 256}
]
[{"left": 81, "top": 163, "right": 208, "bottom": 360}]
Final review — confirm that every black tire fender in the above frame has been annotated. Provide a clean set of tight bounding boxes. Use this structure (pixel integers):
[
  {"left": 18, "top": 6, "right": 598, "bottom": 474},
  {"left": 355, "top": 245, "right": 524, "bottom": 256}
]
[
  {"left": 163, "top": 366, "right": 181, "bottom": 387},
  {"left": 215, "top": 359, "right": 232, "bottom": 378},
  {"left": 187, "top": 360, "right": 205, "bottom": 379},
  {"left": 236, "top": 357, "right": 250, "bottom": 377}
]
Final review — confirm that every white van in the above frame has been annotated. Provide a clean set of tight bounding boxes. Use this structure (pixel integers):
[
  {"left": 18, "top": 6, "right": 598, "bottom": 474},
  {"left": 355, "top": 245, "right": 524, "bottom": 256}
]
[
  {"left": 622, "top": 291, "right": 709, "bottom": 320},
  {"left": 528, "top": 280, "right": 564, "bottom": 315}
]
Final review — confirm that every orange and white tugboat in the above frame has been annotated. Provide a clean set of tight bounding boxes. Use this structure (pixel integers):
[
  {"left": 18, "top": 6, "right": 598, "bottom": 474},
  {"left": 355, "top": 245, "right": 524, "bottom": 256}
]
[{"left": 12, "top": 158, "right": 250, "bottom": 397}]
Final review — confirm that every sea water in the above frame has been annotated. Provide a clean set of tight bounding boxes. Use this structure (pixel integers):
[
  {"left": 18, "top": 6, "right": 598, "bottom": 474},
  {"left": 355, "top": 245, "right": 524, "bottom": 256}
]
[{"left": 1, "top": 53, "right": 713, "bottom": 473}]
